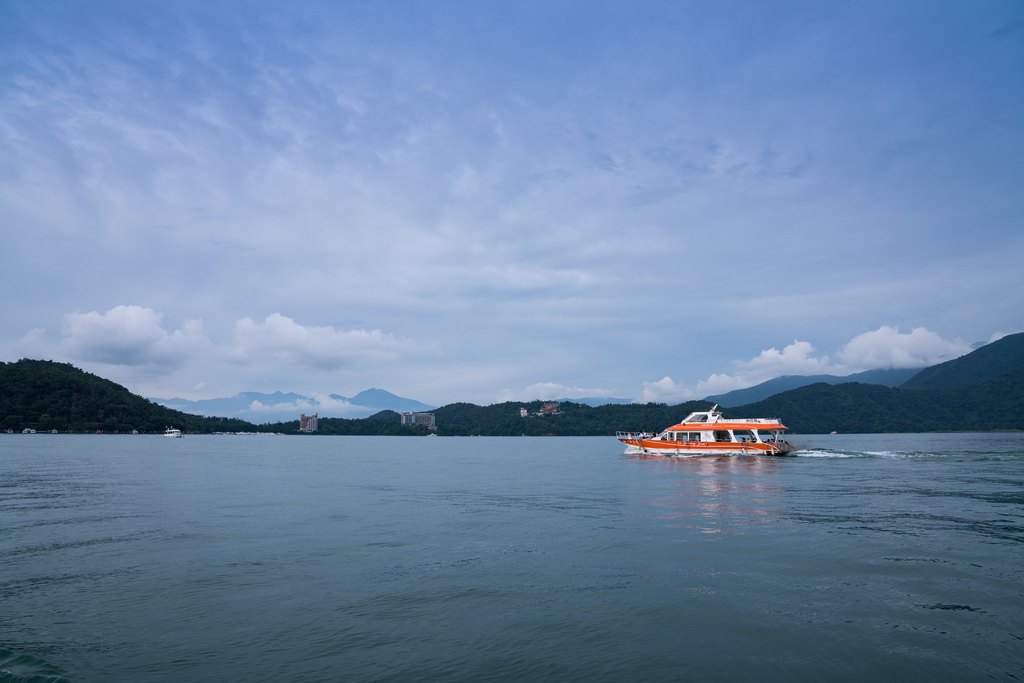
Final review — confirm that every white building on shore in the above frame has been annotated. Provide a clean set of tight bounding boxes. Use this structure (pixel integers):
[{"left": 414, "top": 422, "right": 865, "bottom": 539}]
[
  {"left": 299, "top": 413, "right": 318, "bottom": 432},
  {"left": 401, "top": 412, "right": 435, "bottom": 427}
]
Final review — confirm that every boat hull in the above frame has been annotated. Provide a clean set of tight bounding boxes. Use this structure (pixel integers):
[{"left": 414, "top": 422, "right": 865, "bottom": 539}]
[{"left": 619, "top": 438, "right": 795, "bottom": 456}]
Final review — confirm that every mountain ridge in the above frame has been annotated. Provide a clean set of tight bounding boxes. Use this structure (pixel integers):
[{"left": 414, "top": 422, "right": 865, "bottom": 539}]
[
  {"left": 150, "top": 388, "right": 435, "bottom": 423},
  {"left": 900, "top": 332, "right": 1024, "bottom": 390},
  {"left": 705, "top": 367, "right": 923, "bottom": 407},
  {"left": 729, "top": 365, "right": 1024, "bottom": 433}
]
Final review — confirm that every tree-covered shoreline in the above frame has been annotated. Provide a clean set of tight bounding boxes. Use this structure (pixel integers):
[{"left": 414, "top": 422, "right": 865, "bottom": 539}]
[{"left": 2, "top": 358, "right": 1022, "bottom": 435}]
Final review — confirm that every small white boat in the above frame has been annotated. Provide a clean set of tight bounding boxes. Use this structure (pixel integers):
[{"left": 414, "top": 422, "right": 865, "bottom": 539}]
[
  {"left": 617, "top": 405, "right": 796, "bottom": 456},
  {"left": 163, "top": 427, "right": 184, "bottom": 438}
]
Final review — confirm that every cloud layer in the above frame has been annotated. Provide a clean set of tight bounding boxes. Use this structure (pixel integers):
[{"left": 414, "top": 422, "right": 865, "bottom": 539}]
[
  {"left": 837, "top": 327, "right": 972, "bottom": 372},
  {"left": 232, "top": 314, "right": 414, "bottom": 370},
  {"left": 638, "top": 326, "right": 972, "bottom": 404},
  {"left": 58, "top": 306, "right": 207, "bottom": 370},
  {"left": 16, "top": 306, "right": 418, "bottom": 396},
  {"left": 13, "top": 306, "right": 979, "bottom": 408},
  {"left": 496, "top": 382, "right": 619, "bottom": 403}
]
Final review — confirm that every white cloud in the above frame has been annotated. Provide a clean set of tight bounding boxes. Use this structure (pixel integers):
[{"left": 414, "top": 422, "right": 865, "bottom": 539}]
[
  {"left": 231, "top": 313, "right": 414, "bottom": 370},
  {"left": 988, "top": 331, "right": 1019, "bottom": 344},
  {"left": 837, "top": 326, "right": 971, "bottom": 371},
  {"left": 8, "top": 307, "right": 419, "bottom": 395},
  {"left": 497, "top": 382, "right": 615, "bottom": 402},
  {"left": 637, "top": 377, "right": 695, "bottom": 404},
  {"left": 638, "top": 340, "right": 833, "bottom": 403},
  {"left": 731, "top": 340, "right": 833, "bottom": 379},
  {"left": 639, "top": 326, "right": 973, "bottom": 403},
  {"left": 14, "top": 327, "right": 47, "bottom": 356},
  {"left": 59, "top": 305, "right": 208, "bottom": 371},
  {"left": 247, "top": 392, "right": 369, "bottom": 417},
  {"left": 248, "top": 399, "right": 304, "bottom": 412}
]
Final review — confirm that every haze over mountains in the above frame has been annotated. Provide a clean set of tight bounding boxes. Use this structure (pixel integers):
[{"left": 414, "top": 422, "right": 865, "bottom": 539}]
[
  {"left": 149, "top": 335, "right": 1020, "bottom": 423},
  {"left": 4, "top": 333, "right": 1023, "bottom": 434},
  {"left": 145, "top": 334, "right": 1024, "bottom": 425},
  {"left": 901, "top": 334, "right": 1024, "bottom": 389},
  {"left": 151, "top": 389, "right": 436, "bottom": 424},
  {"left": 152, "top": 391, "right": 634, "bottom": 423},
  {"left": 705, "top": 335, "right": 1023, "bottom": 407},
  {"left": 730, "top": 332, "right": 1024, "bottom": 433}
]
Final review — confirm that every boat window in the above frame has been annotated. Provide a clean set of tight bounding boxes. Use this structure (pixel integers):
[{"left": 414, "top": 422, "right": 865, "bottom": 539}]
[
  {"left": 683, "top": 413, "right": 708, "bottom": 423},
  {"left": 713, "top": 430, "right": 732, "bottom": 442},
  {"left": 733, "top": 429, "right": 754, "bottom": 442},
  {"left": 688, "top": 432, "right": 701, "bottom": 442},
  {"left": 757, "top": 430, "right": 775, "bottom": 440}
]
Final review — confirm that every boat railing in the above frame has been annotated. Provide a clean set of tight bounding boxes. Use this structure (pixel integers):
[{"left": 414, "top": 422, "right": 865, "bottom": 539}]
[{"left": 616, "top": 431, "right": 651, "bottom": 439}]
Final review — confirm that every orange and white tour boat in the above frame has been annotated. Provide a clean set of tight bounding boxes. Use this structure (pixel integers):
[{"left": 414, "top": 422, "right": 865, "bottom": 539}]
[{"left": 616, "top": 405, "right": 796, "bottom": 456}]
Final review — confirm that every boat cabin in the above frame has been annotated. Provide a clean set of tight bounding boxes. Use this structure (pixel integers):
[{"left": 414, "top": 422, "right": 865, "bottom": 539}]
[{"left": 654, "top": 405, "right": 786, "bottom": 444}]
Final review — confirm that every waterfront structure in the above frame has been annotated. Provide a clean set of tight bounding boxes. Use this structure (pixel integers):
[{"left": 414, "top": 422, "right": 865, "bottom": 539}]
[
  {"left": 520, "top": 407, "right": 528, "bottom": 417},
  {"left": 401, "top": 412, "right": 435, "bottom": 427},
  {"left": 299, "top": 413, "right": 319, "bottom": 432}
]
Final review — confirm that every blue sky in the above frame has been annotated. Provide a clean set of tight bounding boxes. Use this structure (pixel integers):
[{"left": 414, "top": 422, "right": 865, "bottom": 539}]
[{"left": 2, "top": 1, "right": 1022, "bottom": 410}]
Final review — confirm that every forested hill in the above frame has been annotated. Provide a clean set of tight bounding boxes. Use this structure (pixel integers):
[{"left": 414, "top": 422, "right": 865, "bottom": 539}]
[
  {"left": 0, "top": 359, "right": 247, "bottom": 433},
  {"left": 434, "top": 401, "right": 713, "bottom": 436},
  {"left": 901, "top": 332, "right": 1024, "bottom": 389},
  {"left": 253, "top": 401, "right": 717, "bottom": 437},
  {"left": 5, "top": 358, "right": 1021, "bottom": 436},
  {"left": 731, "top": 365, "right": 1024, "bottom": 433}
]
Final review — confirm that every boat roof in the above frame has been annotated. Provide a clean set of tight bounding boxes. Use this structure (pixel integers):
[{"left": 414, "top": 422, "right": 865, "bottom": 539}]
[{"left": 665, "top": 405, "right": 787, "bottom": 431}]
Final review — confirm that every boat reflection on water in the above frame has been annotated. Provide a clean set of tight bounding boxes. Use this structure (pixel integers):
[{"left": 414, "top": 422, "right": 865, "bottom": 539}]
[{"left": 625, "top": 453, "right": 787, "bottom": 535}]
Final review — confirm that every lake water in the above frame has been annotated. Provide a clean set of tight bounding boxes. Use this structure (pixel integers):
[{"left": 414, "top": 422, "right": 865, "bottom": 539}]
[{"left": 1, "top": 433, "right": 1022, "bottom": 682}]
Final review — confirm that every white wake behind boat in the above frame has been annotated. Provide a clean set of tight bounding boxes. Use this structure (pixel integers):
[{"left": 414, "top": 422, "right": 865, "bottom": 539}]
[{"left": 617, "top": 405, "right": 795, "bottom": 456}]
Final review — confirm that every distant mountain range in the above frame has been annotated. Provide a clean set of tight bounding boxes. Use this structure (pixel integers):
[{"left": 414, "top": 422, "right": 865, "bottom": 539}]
[
  {"left": 150, "top": 388, "right": 436, "bottom": 423},
  {"left": 705, "top": 367, "right": 922, "bottom": 407},
  {"left": 708, "top": 333, "right": 1023, "bottom": 407},
  {"left": 3, "top": 332, "right": 1022, "bottom": 434},
  {"left": 901, "top": 333, "right": 1024, "bottom": 389},
  {"left": 730, "top": 333, "right": 1024, "bottom": 433},
  {"left": 554, "top": 397, "right": 633, "bottom": 407}
]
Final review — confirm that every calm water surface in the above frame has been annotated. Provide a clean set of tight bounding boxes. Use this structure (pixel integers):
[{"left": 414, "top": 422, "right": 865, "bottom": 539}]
[{"left": 1, "top": 433, "right": 1022, "bottom": 682}]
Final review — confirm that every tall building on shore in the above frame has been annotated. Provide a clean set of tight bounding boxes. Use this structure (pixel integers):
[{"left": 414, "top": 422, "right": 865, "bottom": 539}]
[
  {"left": 299, "top": 413, "right": 318, "bottom": 432},
  {"left": 401, "top": 412, "right": 435, "bottom": 427}
]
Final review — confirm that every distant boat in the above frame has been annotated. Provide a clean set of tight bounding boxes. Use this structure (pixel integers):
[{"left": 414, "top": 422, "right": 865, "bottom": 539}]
[
  {"left": 22, "top": 428, "right": 36, "bottom": 434},
  {"left": 163, "top": 427, "right": 183, "bottom": 438},
  {"left": 131, "top": 429, "right": 139, "bottom": 435},
  {"left": 830, "top": 431, "right": 838, "bottom": 435}
]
